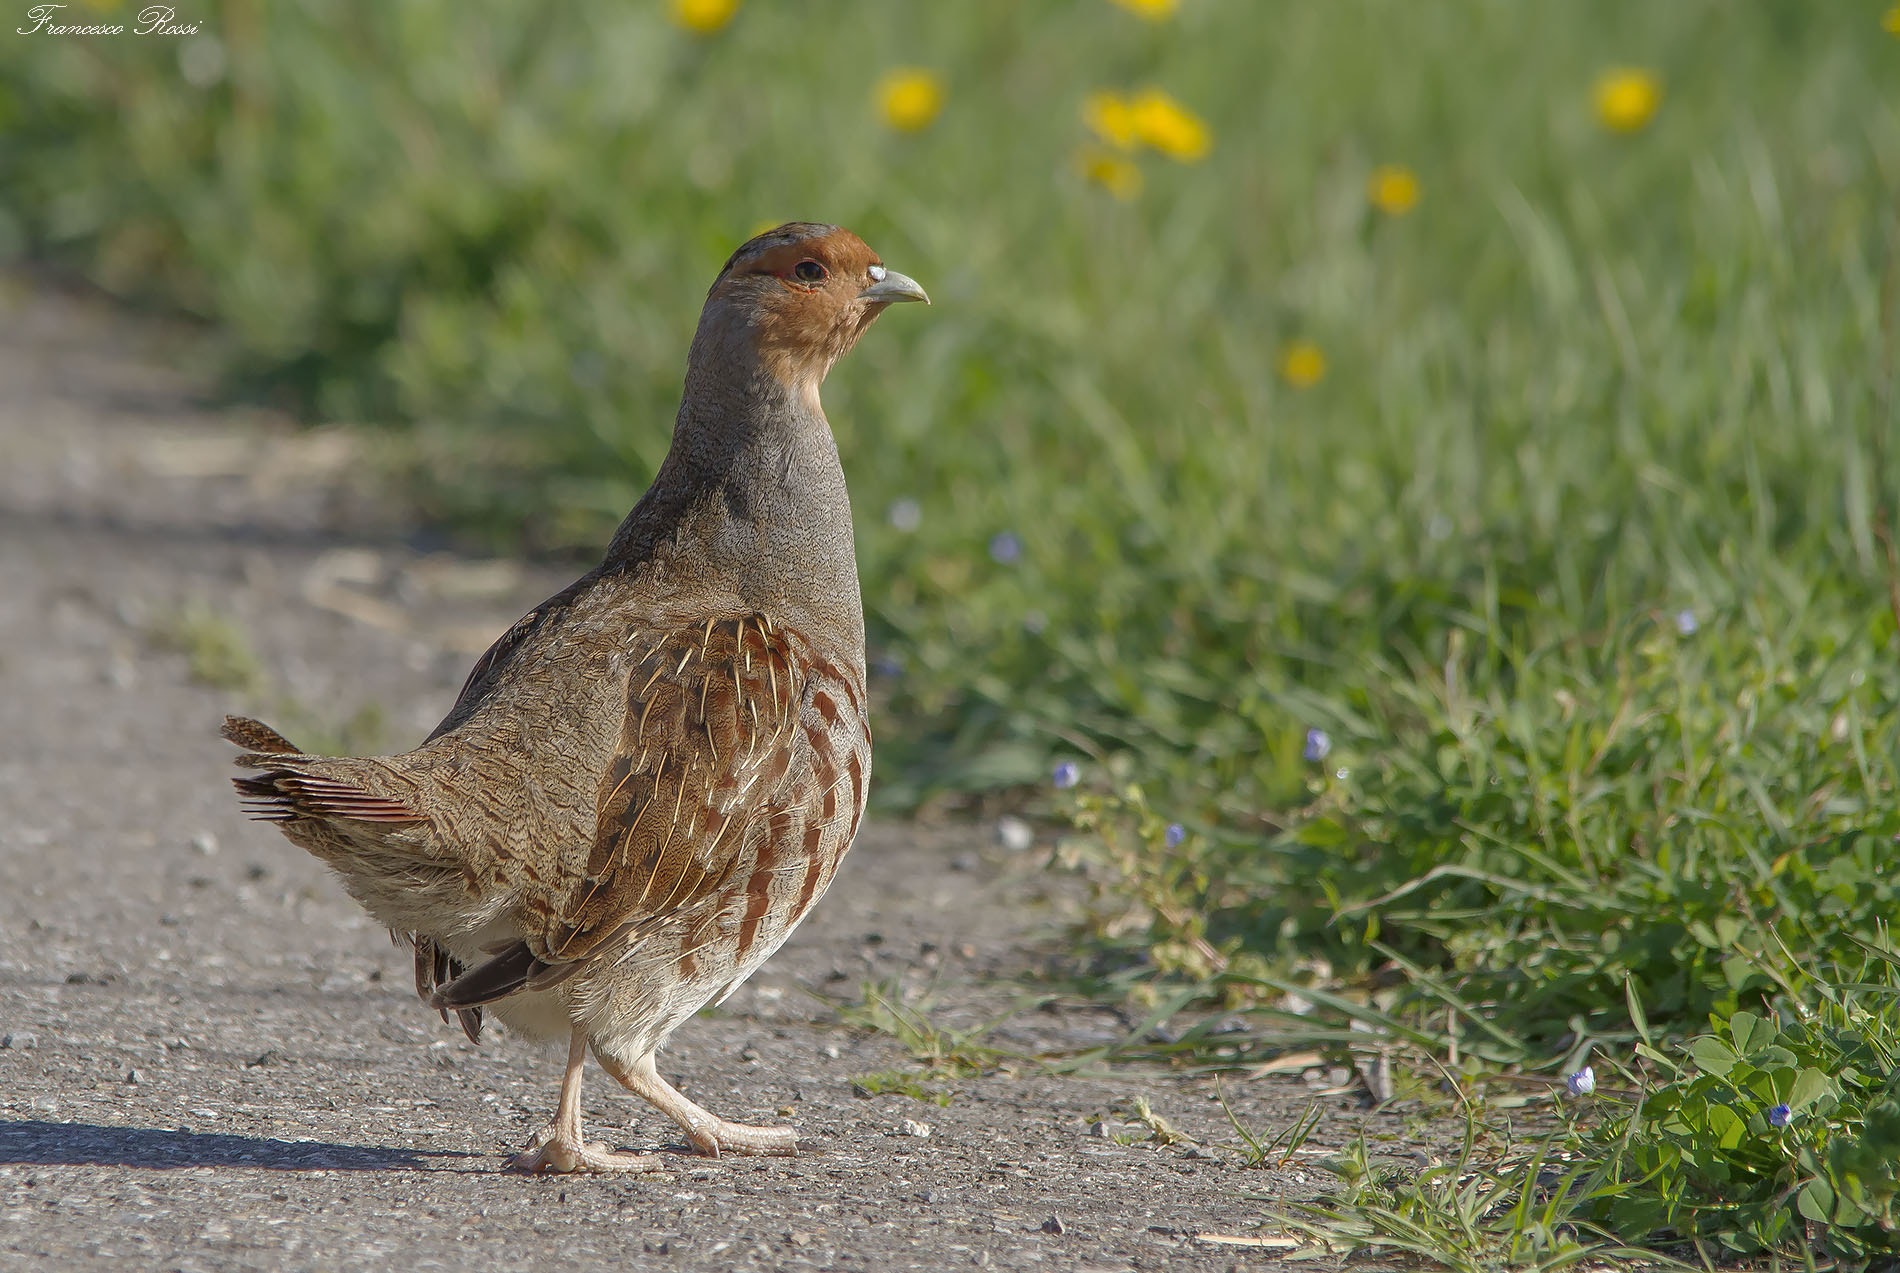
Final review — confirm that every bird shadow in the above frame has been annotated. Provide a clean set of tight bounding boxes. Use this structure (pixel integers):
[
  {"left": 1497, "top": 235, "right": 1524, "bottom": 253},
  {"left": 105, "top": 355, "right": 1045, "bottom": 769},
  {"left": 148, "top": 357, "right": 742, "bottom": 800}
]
[{"left": 0, "top": 1120, "right": 481, "bottom": 1172}]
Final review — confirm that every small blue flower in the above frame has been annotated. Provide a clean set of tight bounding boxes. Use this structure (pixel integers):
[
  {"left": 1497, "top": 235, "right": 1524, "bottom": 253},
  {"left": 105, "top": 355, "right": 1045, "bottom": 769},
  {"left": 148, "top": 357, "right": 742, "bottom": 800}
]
[
  {"left": 1566, "top": 1066, "right": 1596, "bottom": 1097},
  {"left": 1304, "top": 728, "right": 1331, "bottom": 763},
  {"left": 1164, "top": 823, "right": 1185, "bottom": 849},
  {"left": 1675, "top": 609, "right": 1698, "bottom": 636},
  {"left": 1052, "top": 761, "right": 1079, "bottom": 790},
  {"left": 1767, "top": 1103, "right": 1792, "bottom": 1128},
  {"left": 989, "top": 531, "right": 1023, "bottom": 565}
]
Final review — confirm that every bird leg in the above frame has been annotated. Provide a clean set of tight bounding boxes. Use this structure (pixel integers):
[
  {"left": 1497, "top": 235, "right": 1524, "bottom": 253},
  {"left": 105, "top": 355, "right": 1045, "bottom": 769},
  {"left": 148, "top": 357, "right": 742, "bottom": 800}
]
[
  {"left": 508, "top": 1028, "right": 661, "bottom": 1174},
  {"left": 595, "top": 1049, "right": 798, "bottom": 1158}
]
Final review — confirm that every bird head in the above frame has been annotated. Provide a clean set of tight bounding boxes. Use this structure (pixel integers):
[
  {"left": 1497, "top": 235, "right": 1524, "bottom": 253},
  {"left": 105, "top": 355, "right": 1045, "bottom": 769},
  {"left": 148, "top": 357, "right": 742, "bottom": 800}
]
[{"left": 699, "top": 222, "right": 928, "bottom": 399}]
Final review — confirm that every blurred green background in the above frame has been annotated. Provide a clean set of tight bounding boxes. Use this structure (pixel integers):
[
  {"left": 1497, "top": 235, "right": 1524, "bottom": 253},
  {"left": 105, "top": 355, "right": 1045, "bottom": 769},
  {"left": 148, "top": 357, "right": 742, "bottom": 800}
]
[{"left": 5, "top": 0, "right": 1899, "bottom": 1047}]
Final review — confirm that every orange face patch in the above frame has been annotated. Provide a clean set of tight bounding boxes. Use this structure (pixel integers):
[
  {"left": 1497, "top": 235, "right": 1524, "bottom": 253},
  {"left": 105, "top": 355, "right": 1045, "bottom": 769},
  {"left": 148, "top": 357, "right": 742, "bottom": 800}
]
[
  {"left": 742, "top": 231, "right": 882, "bottom": 294},
  {"left": 709, "top": 225, "right": 893, "bottom": 393}
]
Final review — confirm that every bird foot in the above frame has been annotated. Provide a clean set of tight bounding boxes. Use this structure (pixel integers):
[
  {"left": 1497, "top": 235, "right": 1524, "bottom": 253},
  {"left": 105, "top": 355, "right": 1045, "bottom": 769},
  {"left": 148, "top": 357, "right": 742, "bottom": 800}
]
[
  {"left": 592, "top": 1049, "right": 801, "bottom": 1159},
  {"left": 507, "top": 1128, "right": 661, "bottom": 1175},
  {"left": 683, "top": 1117, "right": 798, "bottom": 1159}
]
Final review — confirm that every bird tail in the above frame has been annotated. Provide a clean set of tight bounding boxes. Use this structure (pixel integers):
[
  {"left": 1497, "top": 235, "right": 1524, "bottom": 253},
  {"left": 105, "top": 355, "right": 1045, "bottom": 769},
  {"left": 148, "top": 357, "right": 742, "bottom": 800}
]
[
  {"left": 221, "top": 715, "right": 425, "bottom": 825},
  {"left": 221, "top": 715, "right": 482, "bottom": 942}
]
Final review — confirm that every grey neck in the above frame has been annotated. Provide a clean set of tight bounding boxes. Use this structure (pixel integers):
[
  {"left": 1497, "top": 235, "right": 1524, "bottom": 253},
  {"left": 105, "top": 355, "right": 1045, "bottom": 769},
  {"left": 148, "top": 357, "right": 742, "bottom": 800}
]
[{"left": 603, "top": 315, "right": 865, "bottom": 668}]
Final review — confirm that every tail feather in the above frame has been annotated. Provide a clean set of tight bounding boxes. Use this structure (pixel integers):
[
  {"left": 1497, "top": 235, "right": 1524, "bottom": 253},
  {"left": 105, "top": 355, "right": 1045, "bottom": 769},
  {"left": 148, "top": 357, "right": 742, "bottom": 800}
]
[
  {"left": 221, "top": 716, "right": 424, "bottom": 825},
  {"left": 221, "top": 715, "right": 301, "bottom": 755},
  {"left": 411, "top": 935, "right": 484, "bottom": 1043},
  {"left": 429, "top": 940, "right": 581, "bottom": 1010},
  {"left": 231, "top": 769, "right": 424, "bottom": 825},
  {"left": 430, "top": 941, "right": 540, "bottom": 1010}
]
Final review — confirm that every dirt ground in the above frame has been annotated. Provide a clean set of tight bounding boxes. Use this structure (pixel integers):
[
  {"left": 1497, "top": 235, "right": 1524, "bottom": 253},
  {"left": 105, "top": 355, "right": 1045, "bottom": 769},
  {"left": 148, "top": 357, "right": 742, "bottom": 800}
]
[{"left": 0, "top": 276, "right": 1380, "bottom": 1271}]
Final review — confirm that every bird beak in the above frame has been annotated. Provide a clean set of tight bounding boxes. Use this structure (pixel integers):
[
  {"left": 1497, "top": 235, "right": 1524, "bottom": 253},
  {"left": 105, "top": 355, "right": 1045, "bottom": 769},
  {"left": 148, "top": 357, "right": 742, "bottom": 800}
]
[{"left": 860, "top": 269, "right": 930, "bottom": 306}]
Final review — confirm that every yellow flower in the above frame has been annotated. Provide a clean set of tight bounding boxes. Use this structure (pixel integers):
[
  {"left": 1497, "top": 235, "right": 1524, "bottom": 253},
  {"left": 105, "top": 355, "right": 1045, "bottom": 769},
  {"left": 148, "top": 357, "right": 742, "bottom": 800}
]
[
  {"left": 1130, "top": 89, "right": 1210, "bottom": 162},
  {"left": 1593, "top": 68, "right": 1661, "bottom": 134},
  {"left": 1108, "top": 0, "right": 1180, "bottom": 19},
  {"left": 1885, "top": 4, "right": 1900, "bottom": 34},
  {"left": 876, "top": 69, "right": 945, "bottom": 133},
  {"left": 1079, "top": 148, "right": 1143, "bottom": 201},
  {"left": 1084, "top": 92, "right": 1140, "bottom": 150},
  {"left": 670, "top": 0, "right": 738, "bottom": 35},
  {"left": 1367, "top": 164, "right": 1420, "bottom": 216},
  {"left": 1279, "top": 341, "right": 1326, "bottom": 389}
]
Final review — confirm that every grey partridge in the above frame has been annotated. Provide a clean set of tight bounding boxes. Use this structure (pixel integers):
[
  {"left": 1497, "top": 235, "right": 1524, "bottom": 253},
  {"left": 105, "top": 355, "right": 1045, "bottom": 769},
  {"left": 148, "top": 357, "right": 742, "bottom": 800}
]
[{"left": 224, "top": 223, "right": 927, "bottom": 1173}]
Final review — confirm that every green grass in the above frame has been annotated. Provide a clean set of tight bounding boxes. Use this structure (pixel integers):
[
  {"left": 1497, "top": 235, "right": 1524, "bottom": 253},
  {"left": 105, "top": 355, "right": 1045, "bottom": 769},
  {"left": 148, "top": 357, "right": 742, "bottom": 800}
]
[
  {"left": 1257, "top": 960, "right": 1900, "bottom": 1268},
  {"left": 8, "top": 2, "right": 1900, "bottom": 1262},
  {"left": 147, "top": 602, "right": 265, "bottom": 693}
]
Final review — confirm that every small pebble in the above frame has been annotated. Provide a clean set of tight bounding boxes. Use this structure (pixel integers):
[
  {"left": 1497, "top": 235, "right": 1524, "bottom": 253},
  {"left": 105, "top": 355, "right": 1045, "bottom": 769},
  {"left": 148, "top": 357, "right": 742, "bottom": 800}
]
[
  {"left": 1041, "top": 1215, "right": 1066, "bottom": 1235},
  {"left": 190, "top": 831, "right": 218, "bottom": 856},
  {"left": 123, "top": 1068, "right": 142, "bottom": 1085},
  {"left": 2, "top": 1032, "right": 39, "bottom": 1050},
  {"left": 994, "top": 816, "right": 1034, "bottom": 853},
  {"left": 899, "top": 1119, "right": 932, "bottom": 1138},
  {"left": 820, "top": 1044, "right": 841, "bottom": 1060}
]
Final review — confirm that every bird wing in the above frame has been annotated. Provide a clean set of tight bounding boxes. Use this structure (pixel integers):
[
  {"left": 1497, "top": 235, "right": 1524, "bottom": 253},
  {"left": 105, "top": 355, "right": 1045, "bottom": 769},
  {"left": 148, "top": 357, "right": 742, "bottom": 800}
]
[
  {"left": 432, "top": 612, "right": 807, "bottom": 1008},
  {"left": 427, "top": 576, "right": 591, "bottom": 743}
]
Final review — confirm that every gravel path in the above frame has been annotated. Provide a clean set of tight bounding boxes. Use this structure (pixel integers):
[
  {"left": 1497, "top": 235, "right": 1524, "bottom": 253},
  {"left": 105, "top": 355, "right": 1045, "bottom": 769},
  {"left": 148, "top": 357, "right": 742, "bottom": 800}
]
[{"left": 0, "top": 276, "right": 1364, "bottom": 1271}]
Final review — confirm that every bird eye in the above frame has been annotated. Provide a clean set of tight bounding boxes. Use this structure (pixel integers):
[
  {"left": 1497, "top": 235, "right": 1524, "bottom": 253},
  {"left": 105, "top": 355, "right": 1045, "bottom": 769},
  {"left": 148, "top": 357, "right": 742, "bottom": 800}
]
[{"left": 792, "top": 259, "right": 827, "bottom": 283}]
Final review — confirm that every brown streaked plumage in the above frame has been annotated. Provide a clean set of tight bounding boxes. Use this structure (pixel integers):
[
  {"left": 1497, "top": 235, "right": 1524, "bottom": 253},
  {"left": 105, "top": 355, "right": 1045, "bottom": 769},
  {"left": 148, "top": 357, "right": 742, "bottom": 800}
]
[{"left": 224, "top": 222, "right": 926, "bottom": 1173}]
